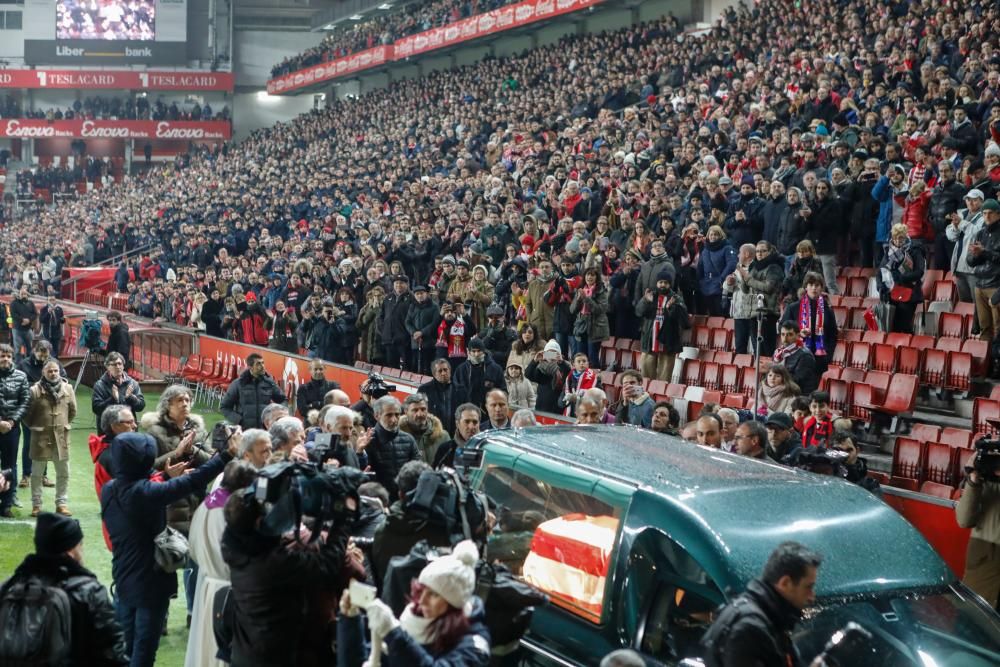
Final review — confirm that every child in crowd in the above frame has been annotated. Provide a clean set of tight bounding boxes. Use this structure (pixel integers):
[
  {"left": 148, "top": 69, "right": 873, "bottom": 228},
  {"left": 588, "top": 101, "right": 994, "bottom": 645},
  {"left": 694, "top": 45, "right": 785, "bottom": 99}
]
[
  {"left": 560, "top": 352, "right": 599, "bottom": 417},
  {"left": 802, "top": 391, "right": 835, "bottom": 448},
  {"left": 505, "top": 361, "right": 536, "bottom": 410},
  {"left": 789, "top": 397, "right": 812, "bottom": 434}
]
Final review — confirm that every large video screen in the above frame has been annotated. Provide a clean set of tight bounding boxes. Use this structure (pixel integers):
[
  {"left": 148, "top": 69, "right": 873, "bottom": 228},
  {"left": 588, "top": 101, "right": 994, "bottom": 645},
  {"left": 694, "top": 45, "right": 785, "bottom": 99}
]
[{"left": 56, "top": 0, "right": 156, "bottom": 40}]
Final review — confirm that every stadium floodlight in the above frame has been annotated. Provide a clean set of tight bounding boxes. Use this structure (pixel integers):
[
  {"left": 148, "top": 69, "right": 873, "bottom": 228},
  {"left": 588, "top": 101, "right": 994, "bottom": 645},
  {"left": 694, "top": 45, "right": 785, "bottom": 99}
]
[
  {"left": 378, "top": 3, "right": 393, "bottom": 9},
  {"left": 349, "top": 14, "right": 362, "bottom": 20}
]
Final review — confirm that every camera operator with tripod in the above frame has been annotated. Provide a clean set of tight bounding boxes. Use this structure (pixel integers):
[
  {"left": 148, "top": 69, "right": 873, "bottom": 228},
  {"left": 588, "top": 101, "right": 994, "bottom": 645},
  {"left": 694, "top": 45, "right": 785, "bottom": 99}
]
[{"left": 956, "top": 440, "right": 1000, "bottom": 609}]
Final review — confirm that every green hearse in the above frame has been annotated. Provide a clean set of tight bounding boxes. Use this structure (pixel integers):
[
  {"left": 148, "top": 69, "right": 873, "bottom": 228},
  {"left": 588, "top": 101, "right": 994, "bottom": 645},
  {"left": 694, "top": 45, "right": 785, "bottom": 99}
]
[{"left": 465, "top": 425, "right": 1000, "bottom": 666}]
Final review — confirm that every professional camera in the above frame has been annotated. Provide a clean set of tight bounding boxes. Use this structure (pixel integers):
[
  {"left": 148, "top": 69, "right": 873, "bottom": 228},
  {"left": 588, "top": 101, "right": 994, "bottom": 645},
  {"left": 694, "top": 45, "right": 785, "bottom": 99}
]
[
  {"left": 967, "top": 437, "right": 1000, "bottom": 477},
  {"left": 211, "top": 421, "right": 238, "bottom": 452},
  {"left": 782, "top": 447, "right": 850, "bottom": 478},
  {"left": 818, "top": 622, "right": 873, "bottom": 667},
  {"left": 361, "top": 372, "right": 395, "bottom": 399},
  {"left": 81, "top": 312, "right": 104, "bottom": 352},
  {"left": 310, "top": 432, "right": 339, "bottom": 467},
  {"left": 249, "top": 461, "right": 367, "bottom": 540}
]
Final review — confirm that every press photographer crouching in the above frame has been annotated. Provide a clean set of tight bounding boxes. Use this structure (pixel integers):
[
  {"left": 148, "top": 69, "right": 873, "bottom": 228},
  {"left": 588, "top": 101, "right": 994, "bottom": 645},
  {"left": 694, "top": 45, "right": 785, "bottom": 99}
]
[
  {"left": 221, "top": 459, "right": 367, "bottom": 667},
  {"left": 956, "top": 438, "right": 1000, "bottom": 610},
  {"left": 337, "top": 540, "right": 491, "bottom": 667}
]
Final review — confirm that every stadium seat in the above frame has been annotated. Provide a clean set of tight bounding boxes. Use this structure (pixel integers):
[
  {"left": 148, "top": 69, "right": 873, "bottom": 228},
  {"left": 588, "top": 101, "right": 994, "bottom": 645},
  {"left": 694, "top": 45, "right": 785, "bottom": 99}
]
[
  {"left": 702, "top": 390, "right": 722, "bottom": 405},
  {"left": 647, "top": 380, "right": 668, "bottom": 398},
  {"left": 946, "top": 352, "right": 972, "bottom": 393},
  {"left": 682, "top": 360, "right": 702, "bottom": 387},
  {"left": 891, "top": 437, "right": 923, "bottom": 479},
  {"left": 919, "top": 349, "right": 947, "bottom": 388},
  {"left": 919, "top": 481, "right": 955, "bottom": 499},
  {"left": 719, "top": 365, "right": 740, "bottom": 393},
  {"left": 832, "top": 306, "right": 848, "bottom": 329},
  {"left": 830, "top": 344, "right": 847, "bottom": 368},
  {"left": 961, "top": 339, "right": 989, "bottom": 377},
  {"left": 848, "top": 342, "right": 871, "bottom": 370},
  {"left": 841, "top": 296, "right": 864, "bottom": 309},
  {"left": 955, "top": 448, "right": 977, "bottom": 482},
  {"left": 862, "top": 331, "right": 886, "bottom": 345},
  {"left": 693, "top": 327, "right": 711, "bottom": 349},
  {"left": 722, "top": 393, "right": 746, "bottom": 409},
  {"left": 910, "top": 335, "right": 936, "bottom": 352},
  {"left": 938, "top": 428, "right": 973, "bottom": 450},
  {"left": 827, "top": 379, "right": 851, "bottom": 415},
  {"left": 841, "top": 329, "right": 863, "bottom": 343},
  {"left": 600, "top": 345, "right": 619, "bottom": 369},
  {"left": 885, "top": 333, "right": 913, "bottom": 348},
  {"left": 849, "top": 383, "right": 872, "bottom": 421},
  {"left": 598, "top": 371, "right": 616, "bottom": 388},
  {"left": 848, "top": 308, "right": 868, "bottom": 330},
  {"left": 910, "top": 423, "right": 942, "bottom": 443},
  {"left": 973, "top": 398, "right": 1000, "bottom": 436},
  {"left": 879, "top": 374, "right": 919, "bottom": 420},
  {"left": 932, "top": 280, "right": 956, "bottom": 303},
  {"left": 847, "top": 276, "right": 869, "bottom": 298},
  {"left": 714, "top": 351, "right": 734, "bottom": 366},
  {"left": 938, "top": 312, "right": 965, "bottom": 339},
  {"left": 710, "top": 328, "right": 730, "bottom": 352},
  {"left": 867, "top": 470, "right": 890, "bottom": 486},
  {"left": 683, "top": 385, "right": 704, "bottom": 403},
  {"left": 921, "top": 270, "right": 944, "bottom": 300},
  {"left": 897, "top": 346, "right": 921, "bottom": 375},
  {"left": 839, "top": 367, "right": 866, "bottom": 385},
  {"left": 701, "top": 362, "right": 721, "bottom": 391},
  {"left": 836, "top": 275, "right": 848, "bottom": 295},
  {"left": 734, "top": 353, "right": 753, "bottom": 368},
  {"left": 924, "top": 443, "right": 957, "bottom": 486},
  {"left": 871, "top": 343, "right": 896, "bottom": 372},
  {"left": 739, "top": 368, "right": 758, "bottom": 398},
  {"left": 665, "top": 383, "right": 686, "bottom": 399},
  {"left": 890, "top": 477, "right": 921, "bottom": 492},
  {"left": 935, "top": 337, "right": 962, "bottom": 353},
  {"left": 841, "top": 267, "right": 861, "bottom": 278},
  {"left": 820, "top": 367, "right": 841, "bottom": 390}
]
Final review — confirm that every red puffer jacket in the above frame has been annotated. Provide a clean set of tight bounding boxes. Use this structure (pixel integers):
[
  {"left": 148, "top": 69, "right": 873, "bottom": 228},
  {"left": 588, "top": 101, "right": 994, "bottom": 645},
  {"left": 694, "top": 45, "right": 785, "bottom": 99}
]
[{"left": 902, "top": 189, "right": 934, "bottom": 241}]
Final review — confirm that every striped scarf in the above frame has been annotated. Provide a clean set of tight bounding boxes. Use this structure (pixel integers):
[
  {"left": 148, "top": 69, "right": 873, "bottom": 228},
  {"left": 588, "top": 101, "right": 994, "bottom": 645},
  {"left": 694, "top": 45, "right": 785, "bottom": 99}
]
[{"left": 798, "top": 294, "right": 827, "bottom": 357}]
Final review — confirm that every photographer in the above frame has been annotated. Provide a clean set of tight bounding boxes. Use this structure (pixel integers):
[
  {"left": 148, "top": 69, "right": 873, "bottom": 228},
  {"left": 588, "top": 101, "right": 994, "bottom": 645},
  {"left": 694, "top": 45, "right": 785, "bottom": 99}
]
[
  {"left": 956, "top": 450, "right": 1000, "bottom": 609},
  {"left": 338, "top": 540, "right": 490, "bottom": 667},
  {"left": 222, "top": 464, "right": 363, "bottom": 667},
  {"left": 221, "top": 353, "right": 286, "bottom": 429},
  {"left": 102, "top": 430, "right": 239, "bottom": 667}
]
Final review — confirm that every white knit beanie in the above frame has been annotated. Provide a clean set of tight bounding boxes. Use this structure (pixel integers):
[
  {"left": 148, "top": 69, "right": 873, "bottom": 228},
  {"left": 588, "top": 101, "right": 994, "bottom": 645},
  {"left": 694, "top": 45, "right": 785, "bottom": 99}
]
[
  {"left": 418, "top": 540, "right": 479, "bottom": 609},
  {"left": 986, "top": 142, "right": 1000, "bottom": 160},
  {"left": 543, "top": 339, "right": 561, "bottom": 355}
]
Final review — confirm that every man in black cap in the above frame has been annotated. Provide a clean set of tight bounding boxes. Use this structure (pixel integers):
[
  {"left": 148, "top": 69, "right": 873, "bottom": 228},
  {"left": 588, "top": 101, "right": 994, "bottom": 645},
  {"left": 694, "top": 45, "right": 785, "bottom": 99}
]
[
  {"left": 378, "top": 275, "right": 413, "bottom": 371},
  {"left": 453, "top": 337, "right": 506, "bottom": 410},
  {"left": 765, "top": 412, "right": 801, "bottom": 464},
  {"left": 0, "top": 512, "right": 127, "bottom": 664}
]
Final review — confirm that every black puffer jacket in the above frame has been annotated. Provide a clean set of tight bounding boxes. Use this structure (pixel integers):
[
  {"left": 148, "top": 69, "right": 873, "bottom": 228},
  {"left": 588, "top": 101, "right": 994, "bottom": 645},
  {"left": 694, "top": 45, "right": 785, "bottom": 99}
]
[
  {"left": 0, "top": 365, "right": 30, "bottom": 421},
  {"left": 367, "top": 424, "right": 420, "bottom": 498},
  {"left": 1, "top": 553, "right": 128, "bottom": 666},
  {"left": 699, "top": 578, "right": 804, "bottom": 667},
  {"left": 370, "top": 500, "right": 451, "bottom": 589},
  {"left": 296, "top": 378, "right": 341, "bottom": 415},
  {"left": 404, "top": 298, "right": 440, "bottom": 350},
  {"left": 91, "top": 372, "right": 145, "bottom": 424},
  {"left": 805, "top": 195, "right": 844, "bottom": 255},
  {"left": 929, "top": 179, "right": 967, "bottom": 234},
  {"left": 9, "top": 296, "right": 36, "bottom": 331},
  {"left": 379, "top": 292, "right": 414, "bottom": 347},
  {"left": 968, "top": 221, "right": 1000, "bottom": 289},
  {"left": 775, "top": 200, "right": 807, "bottom": 256},
  {"left": 417, "top": 378, "right": 457, "bottom": 436},
  {"left": 220, "top": 370, "right": 286, "bottom": 429}
]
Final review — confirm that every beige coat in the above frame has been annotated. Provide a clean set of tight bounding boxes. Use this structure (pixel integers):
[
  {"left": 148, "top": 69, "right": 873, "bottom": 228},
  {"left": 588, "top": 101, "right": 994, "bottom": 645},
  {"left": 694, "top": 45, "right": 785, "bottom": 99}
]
[
  {"left": 25, "top": 380, "right": 77, "bottom": 461},
  {"left": 956, "top": 478, "right": 1000, "bottom": 606}
]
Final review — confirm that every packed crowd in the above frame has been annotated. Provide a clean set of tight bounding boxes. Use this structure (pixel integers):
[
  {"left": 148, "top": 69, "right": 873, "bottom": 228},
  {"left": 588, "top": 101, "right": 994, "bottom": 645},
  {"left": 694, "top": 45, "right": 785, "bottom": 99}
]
[
  {"left": 270, "top": 0, "right": 519, "bottom": 77},
  {"left": 0, "top": 95, "right": 230, "bottom": 122},
  {"left": 56, "top": 0, "right": 156, "bottom": 41}
]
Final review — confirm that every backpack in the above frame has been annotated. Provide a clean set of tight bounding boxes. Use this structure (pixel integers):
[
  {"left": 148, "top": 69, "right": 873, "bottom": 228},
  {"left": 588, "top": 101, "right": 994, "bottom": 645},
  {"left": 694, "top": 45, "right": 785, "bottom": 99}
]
[
  {"left": 403, "top": 469, "right": 488, "bottom": 546},
  {"left": 698, "top": 595, "right": 769, "bottom": 667},
  {"left": 0, "top": 575, "right": 74, "bottom": 666}
]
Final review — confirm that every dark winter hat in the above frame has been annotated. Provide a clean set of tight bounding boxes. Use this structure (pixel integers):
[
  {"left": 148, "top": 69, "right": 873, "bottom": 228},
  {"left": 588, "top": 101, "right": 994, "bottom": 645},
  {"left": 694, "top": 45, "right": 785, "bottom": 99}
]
[
  {"left": 35, "top": 512, "right": 84, "bottom": 556},
  {"left": 983, "top": 199, "right": 1000, "bottom": 212},
  {"left": 392, "top": 274, "right": 410, "bottom": 284},
  {"left": 656, "top": 267, "right": 674, "bottom": 284},
  {"left": 457, "top": 258, "right": 471, "bottom": 267},
  {"left": 765, "top": 412, "right": 794, "bottom": 430},
  {"left": 468, "top": 337, "right": 485, "bottom": 351},
  {"left": 442, "top": 255, "right": 457, "bottom": 265},
  {"left": 413, "top": 285, "right": 428, "bottom": 293},
  {"left": 740, "top": 174, "right": 755, "bottom": 187},
  {"left": 486, "top": 304, "right": 504, "bottom": 317}
]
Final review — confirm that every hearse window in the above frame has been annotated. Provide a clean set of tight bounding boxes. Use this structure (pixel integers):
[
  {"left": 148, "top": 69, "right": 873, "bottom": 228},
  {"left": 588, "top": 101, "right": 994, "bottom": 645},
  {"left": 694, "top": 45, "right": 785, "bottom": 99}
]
[
  {"left": 479, "top": 464, "right": 621, "bottom": 624},
  {"left": 628, "top": 531, "right": 723, "bottom": 663}
]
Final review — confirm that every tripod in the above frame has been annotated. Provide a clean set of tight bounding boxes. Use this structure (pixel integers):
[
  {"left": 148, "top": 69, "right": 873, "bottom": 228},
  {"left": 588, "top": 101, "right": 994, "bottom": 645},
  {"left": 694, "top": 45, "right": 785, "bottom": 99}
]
[
  {"left": 74, "top": 346, "right": 103, "bottom": 391},
  {"left": 751, "top": 297, "right": 767, "bottom": 417}
]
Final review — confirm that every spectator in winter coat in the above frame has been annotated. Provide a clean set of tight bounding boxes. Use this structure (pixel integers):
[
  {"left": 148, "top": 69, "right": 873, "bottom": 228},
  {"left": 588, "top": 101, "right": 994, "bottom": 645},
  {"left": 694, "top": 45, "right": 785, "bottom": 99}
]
[
  {"left": 220, "top": 353, "right": 286, "bottom": 429},
  {"left": 697, "top": 225, "right": 738, "bottom": 316},
  {"left": 614, "top": 369, "right": 655, "bottom": 428},
  {"left": 780, "top": 273, "right": 837, "bottom": 376},
  {"left": 366, "top": 396, "right": 420, "bottom": 498},
  {"left": 636, "top": 269, "right": 689, "bottom": 382},
  {"left": 504, "top": 361, "right": 536, "bottom": 410},
  {"left": 901, "top": 180, "right": 934, "bottom": 248},
  {"left": 418, "top": 359, "right": 457, "bottom": 436},
  {"left": 570, "top": 267, "right": 611, "bottom": 368},
  {"left": 773, "top": 321, "right": 819, "bottom": 396},
  {"left": 266, "top": 300, "right": 298, "bottom": 354},
  {"left": 967, "top": 199, "right": 1000, "bottom": 343},
  {"left": 525, "top": 339, "right": 572, "bottom": 415},
  {"left": 296, "top": 360, "right": 341, "bottom": 416},
  {"left": 760, "top": 181, "right": 788, "bottom": 247},
  {"left": 724, "top": 244, "right": 757, "bottom": 355},
  {"left": 380, "top": 276, "right": 414, "bottom": 370},
  {"left": 743, "top": 241, "right": 785, "bottom": 357},
  {"left": 947, "top": 190, "right": 986, "bottom": 309},
  {"left": 3, "top": 511, "right": 128, "bottom": 665},
  {"left": 9, "top": 286, "right": 37, "bottom": 364},
  {"left": 877, "top": 224, "right": 926, "bottom": 334},
  {"left": 774, "top": 187, "right": 808, "bottom": 260},
  {"left": 91, "top": 352, "right": 145, "bottom": 427},
  {"left": 871, "top": 165, "right": 909, "bottom": 265},
  {"left": 102, "top": 431, "right": 236, "bottom": 667},
  {"left": 608, "top": 250, "right": 642, "bottom": 337},
  {"left": 782, "top": 241, "right": 824, "bottom": 304},
  {"left": 399, "top": 394, "right": 449, "bottom": 465},
  {"left": 804, "top": 181, "right": 844, "bottom": 294},
  {"left": 105, "top": 312, "right": 132, "bottom": 369},
  {"left": 724, "top": 175, "right": 765, "bottom": 248},
  {"left": 404, "top": 286, "right": 439, "bottom": 375},
  {"left": 478, "top": 305, "right": 518, "bottom": 366},
  {"left": 452, "top": 338, "right": 506, "bottom": 411},
  {"left": 38, "top": 295, "right": 65, "bottom": 358},
  {"left": 930, "top": 161, "right": 969, "bottom": 270}
]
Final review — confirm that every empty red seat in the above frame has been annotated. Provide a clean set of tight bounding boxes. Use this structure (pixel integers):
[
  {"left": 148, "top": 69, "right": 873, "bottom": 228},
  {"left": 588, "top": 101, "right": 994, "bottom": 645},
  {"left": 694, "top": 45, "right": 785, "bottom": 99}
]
[
  {"left": 920, "top": 481, "right": 955, "bottom": 499},
  {"left": 720, "top": 365, "right": 740, "bottom": 393},
  {"left": 830, "top": 344, "right": 847, "bottom": 368},
  {"left": 832, "top": 306, "right": 848, "bottom": 329},
  {"left": 847, "top": 276, "right": 869, "bottom": 297},
  {"left": 961, "top": 339, "right": 989, "bottom": 377},
  {"left": 868, "top": 470, "right": 891, "bottom": 486},
  {"left": 836, "top": 275, "right": 848, "bottom": 295},
  {"left": 973, "top": 398, "right": 1000, "bottom": 435},
  {"left": 946, "top": 352, "right": 972, "bottom": 392},
  {"left": 840, "top": 367, "right": 866, "bottom": 384},
  {"left": 706, "top": 316, "right": 726, "bottom": 329},
  {"left": 848, "top": 308, "right": 868, "bottom": 330},
  {"left": 849, "top": 383, "right": 873, "bottom": 421},
  {"left": 646, "top": 380, "right": 668, "bottom": 398},
  {"left": 897, "top": 346, "right": 921, "bottom": 375},
  {"left": 891, "top": 476, "right": 921, "bottom": 492},
  {"left": 955, "top": 448, "right": 977, "bottom": 482},
  {"left": 841, "top": 296, "right": 864, "bottom": 309},
  {"left": 932, "top": 280, "right": 956, "bottom": 303},
  {"left": 827, "top": 378, "right": 851, "bottom": 414},
  {"left": 692, "top": 326, "right": 710, "bottom": 349},
  {"left": 939, "top": 428, "right": 973, "bottom": 450},
  {"left": 600, "top": 345, "right": 619, "bottom": 369},
  {"left": 740, "top": 368, "right": 758, "bottom": 397},
  {"left": 665, "top": 383, "right": 686, "bottom": 399},
  {"left": 820, "top": 367, "right": 841, "bottom": 390},
  {"left": 921, "top": 270, "right": 944, "bottom": 300},
  {"left": 925, "top": 443, "right": 957, "bottom": 486},
  {"left": 848, "top": 342, "right": 871, "bottom": 370},
  {"left": 910, "top": 335, "right": 936, "bottom": 352},
  {"left": 683, "top": 360, "right": 702, "bottom": 387},
  {"left": 710, "top": 328, "right": 730, "bottom": 352},
  {"left": 734, "top": 353, "right": 753, "bottom": 368},
  {"left": 910, "top": 423, "right": 942, "bottom": 443},
  {"left": 885, "top": 333, "right": 913, "bottom": 348},
  {"left": 714, "top": 351, "right": 734, "bottom": 365},
  {"left": 920, "top": 349, "right": 947, "bottom": 387},
  {"left": 841, "top": 267, "right": 861, "bottom": 278},
  {"left": 702, "top": 390, "right": 723, "bottom": 405},
  {"left": 938, "top": 312, "right": 965, "bottom": 339},
  {"left": 892, "top": 437, "right": 923, "bottom": 479},
  {"left": 862, "top": 331, "right": 886, "bottom": 345},
  {"left": 871, "top": 344, "right": 897, "bottom": 372},
  {"left": 880, "top": 374, "right": 919, "bottom": 417},
  {"left": 841, "top": 329, "right": 863, "bottom": 343},
  {"left": 936, "top": 337, "right": 963, "bottom": 353},
  {"left": 722, "top": 393, "right": 746, "bottom": 409}
]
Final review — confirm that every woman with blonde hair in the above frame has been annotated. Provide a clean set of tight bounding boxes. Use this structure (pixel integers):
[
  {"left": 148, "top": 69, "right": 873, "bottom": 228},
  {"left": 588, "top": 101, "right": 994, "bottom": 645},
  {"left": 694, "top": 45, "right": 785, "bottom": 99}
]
[
  {"left": 782, "top": 240, "right": 824, "bottom": 303},
  {"left": 877, "top": 223, "right": 925, "bottom": 334}
]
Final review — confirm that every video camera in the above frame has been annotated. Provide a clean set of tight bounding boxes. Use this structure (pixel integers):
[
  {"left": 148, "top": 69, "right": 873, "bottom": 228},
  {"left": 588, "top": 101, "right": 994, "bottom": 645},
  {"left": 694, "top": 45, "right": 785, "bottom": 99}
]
[
  {"left": 782, "top": 447, "right": 850, "bottom": 478},
  {"left": 967, "top": 437, "right": 1000, "bottom": 477},
  {"left": 361, "top": 372, "right": 395, "bottom": 399},
  {"left": 247, "top": 461, "right": 367, "bottom": 540},
  {"left": 81, "top": 311, "right": 104, "bottom": 352},
  {"left": 211, "top": 421, "right": 238, "bottom": 453}
]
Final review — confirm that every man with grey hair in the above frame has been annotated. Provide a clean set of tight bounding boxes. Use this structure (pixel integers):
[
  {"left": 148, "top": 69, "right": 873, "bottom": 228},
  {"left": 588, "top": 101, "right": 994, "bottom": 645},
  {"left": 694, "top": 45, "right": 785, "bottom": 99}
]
[
  {"left": 319, "top": 404, "right": 362, "bottom": 469},
  {"left": 510, "top": 409, "right": 537, "bottom": 428},
  {"left": 575, "top": 396, "right": 603, "bottom": 425},
  {"left": 238, "top": 428, "right": 272, "bottom": 468},
  {"left": 717, "top": 407, "right": 740, "bottom": 453},
  {"left": 583, "top": 387, "right": 615, "bottom": 424},
  {"left": 368, "top": 395, "right": 420, "bottom": 497},
  {"left": 260, "top": 403, "right": 290, "bottom": 430},
  {"left": 268, "top": 416, "right": 306, "bottom": 460},
  {"left": 432, "top": 403, "right": 481, "bottom": 469}
]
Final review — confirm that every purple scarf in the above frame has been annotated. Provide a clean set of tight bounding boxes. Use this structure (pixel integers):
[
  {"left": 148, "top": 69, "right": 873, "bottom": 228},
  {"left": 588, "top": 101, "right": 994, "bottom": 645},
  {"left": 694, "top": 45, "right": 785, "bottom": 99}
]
[{"left": 203, "top": 487, "right": 231, "bottom": 511}]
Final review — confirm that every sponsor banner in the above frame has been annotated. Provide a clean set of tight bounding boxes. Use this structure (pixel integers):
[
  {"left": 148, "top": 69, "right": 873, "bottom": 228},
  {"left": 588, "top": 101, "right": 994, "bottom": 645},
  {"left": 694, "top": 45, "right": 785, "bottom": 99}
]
[
  {"left": 0, "top": 119, "right": 231, "bottom": 140},
  {"left": 267, "top": 45, "right": 392, "bottom": 95},
  {"left": 393, "top": 0, "right": 604, "bottom": 59},
  {"left": 24, "top": 40, "right": 187, "bottom": 65},
  {"left": 0, "top": 69, "right": 234, "bottom": 91}
]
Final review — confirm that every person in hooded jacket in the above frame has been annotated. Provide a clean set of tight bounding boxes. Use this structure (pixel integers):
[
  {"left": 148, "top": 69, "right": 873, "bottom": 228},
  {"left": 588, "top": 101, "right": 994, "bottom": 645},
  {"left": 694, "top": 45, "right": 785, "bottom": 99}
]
[
  {"left": 697, "top": 225, "right": 738, "bottom": 316},
  {"left": 101, "top": 431, "right": 237, "bottom": 667},
  {"left": 453, "top": 338, "right": 506, "bottom": 411},
  {"left": 0, "top": 511, "right": 128, "bottom": 666},
  {"left": 338, "top": 539, "right": 491, "bottom": 667},
  {"left": 267, "top": 299, "right": 298, "bottom": 353}
]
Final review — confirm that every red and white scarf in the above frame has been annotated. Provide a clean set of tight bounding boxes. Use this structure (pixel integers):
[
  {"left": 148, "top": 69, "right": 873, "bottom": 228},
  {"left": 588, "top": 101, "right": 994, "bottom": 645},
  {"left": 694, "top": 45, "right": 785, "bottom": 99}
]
[
  {"left": 651, "top": 294, "right": 670, "bottom": 353},
  {"left": 773, "top": 341, "right": 801, "bottom": 364},
  {"left": 437, "top": 318, "right": 467, "bottom": 357},
  {"left": 563, "top": 368, "right": 597, "bottom": 416}
]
